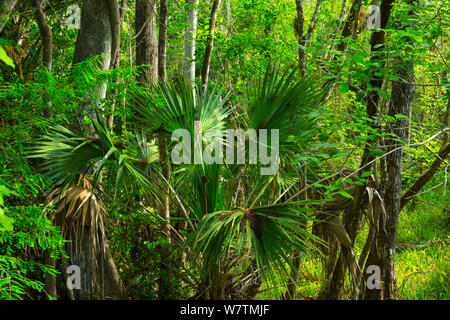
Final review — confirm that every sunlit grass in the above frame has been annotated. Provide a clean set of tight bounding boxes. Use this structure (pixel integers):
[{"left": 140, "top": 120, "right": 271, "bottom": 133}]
[{"left": 290, "top": 184, "right": 449, "bottom": 300}]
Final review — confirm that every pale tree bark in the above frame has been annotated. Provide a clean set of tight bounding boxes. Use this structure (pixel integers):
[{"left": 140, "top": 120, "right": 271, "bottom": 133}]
[
  {"left": 0, "top": 0, "right": 17, "bottom": 33},
  {"left": 184, "top": 0, "right": 199, "bottom": 84},
  {"left": 136, "top": 0, "right": 158, "bottom": 83},
  {"left": 73, "top": 0, "right": 113, "bottom": 127},
  {"left": 222, "top": 0, "right": 232, "bottom": 32},
  {"left": 201, "top": 0, "right": 221, "bottom": 88},
  {"left": 107, "top": 0, "right": 121, "bottom": 70},
  {"left": 324, "top": 0, "right": 347, "bottom": 61}
]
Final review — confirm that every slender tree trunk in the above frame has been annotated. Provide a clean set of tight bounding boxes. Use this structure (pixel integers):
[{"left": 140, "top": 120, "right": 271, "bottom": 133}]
[
  {"left": 135, "top": 0, "right": 158, "bottom": 83},
  {"left": 107, "top": 0, "right": 125, "bottom": 129},
  {"left": 201, "top": 0, "right": 221, "bottom": 88},
  {"left": 223, "top": 0, "right": 232, "bottom": 32},
  {"left": 107, "top": 0, "right": 121, "bottom": 70},
  {"left": 363, "top": 0, "right": 417, "bottom": 299},
  {"left": 285, "top": 252, "right": 302, "bottom": 299},
  {"left": 157, "top": 0, "right": 171, "bottom": 245},
  {"left": 322, "top": 0, "right": 395, "bottom": 299},
  {"left": 364, "top": 60, "right": 415, "bottom": 300},
  {"left": 400, "top": 143, "right": 450, "bottom": 210},
  {"left": 294, "top": 0, "right": 305, "bottom": 77},
  {"left": 33, "top": 2, "right": 56, "bottom": 297},
  {"left": 304, "top": 0, "right": 322, "bottom": 42},
  {"left": 335, "top": 0, "right": 362, "bottom": 54},
  {"left": 158, "top": 0, "right": 168, "bottom": 81},
  {"left": 43, "top": 249, "right": 56, "bottom": 299},
  {"left": 32, "top": 0, "right": 52, "bottom": 72},
  {"left": 184, "top": 0, "right": 199, "bottom": 85}
]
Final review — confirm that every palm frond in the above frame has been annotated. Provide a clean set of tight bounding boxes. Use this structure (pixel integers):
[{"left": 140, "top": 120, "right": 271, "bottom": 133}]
[
  {"left": 194, "top": 200, "right": 324, "bottom": 289},
  {"left": 47, "top": 176, "right": 106, "bottom": 256}
]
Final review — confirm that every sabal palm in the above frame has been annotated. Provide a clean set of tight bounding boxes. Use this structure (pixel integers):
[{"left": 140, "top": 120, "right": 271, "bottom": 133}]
[{"left": 30, "top": 67, "right": 328, "bottom": 299}]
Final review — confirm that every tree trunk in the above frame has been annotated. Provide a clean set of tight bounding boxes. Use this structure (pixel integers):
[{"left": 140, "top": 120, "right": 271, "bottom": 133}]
[
  {"left": 201, "top": 0, "right": 221, "bottom": 88},
  {"left": 73, "top": 0, "right": 115, "bottom": 127},
  {"left": 107, "top": 0, "right": 125, "bottom": 129},
  {"left": 335, "top": 0, "right": 362, "bottom": 53},
  {"left": 284, "top": 252, "right": 302, "bottom": 299},
  {"left": 184, "top": 0, "right": 199, "bottom": 85},
  {"left": 32, "top": 5, "right": 57, "bottom": 295},
  {"left": 158, "top": 0, "right": 168, "bottom": 81},
  {"left": 32, "top": 0, "right": 52, "bottom": 72},
  {"left": 135, "top": 0, "right": 158, "bottom": 83},
  {"left": 364, "top": 60, "right": 415, "bottom": 300},
  {"left": 322, "top": 0, "right": 395, "bottom": 300},
  {"left": 400, "top": 143, "right": 450, "bottom": 211},
  {"left": 294, "top": 0, "right": 305, "bottom": 77},
  {"left": 43, "top": 249, "right": 57, "bottom": 299},
  {"left": 73, "top": 0, "right": 112, "bottom": 69},
  {"left": 304, "top": 0, "right": 322, "bottom": 42},
  {"left": 71, "top": 0, "right": 124, "bottom": 300}
]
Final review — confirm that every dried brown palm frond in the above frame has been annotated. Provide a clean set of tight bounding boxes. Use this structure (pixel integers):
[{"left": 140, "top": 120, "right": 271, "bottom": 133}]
[{"left": 46, "top": 175, "right": 106, "bottom": 256}]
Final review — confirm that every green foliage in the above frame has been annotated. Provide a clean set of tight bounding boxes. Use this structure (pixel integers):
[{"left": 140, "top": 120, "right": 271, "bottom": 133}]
[{"left": 0, "top": 0, "right": 448, "bottom": 301}]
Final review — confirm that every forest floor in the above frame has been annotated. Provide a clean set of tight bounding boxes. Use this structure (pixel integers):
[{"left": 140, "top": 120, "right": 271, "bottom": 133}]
[{"left": 259, "top": 182, "right": 449, "bottom": 300}]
